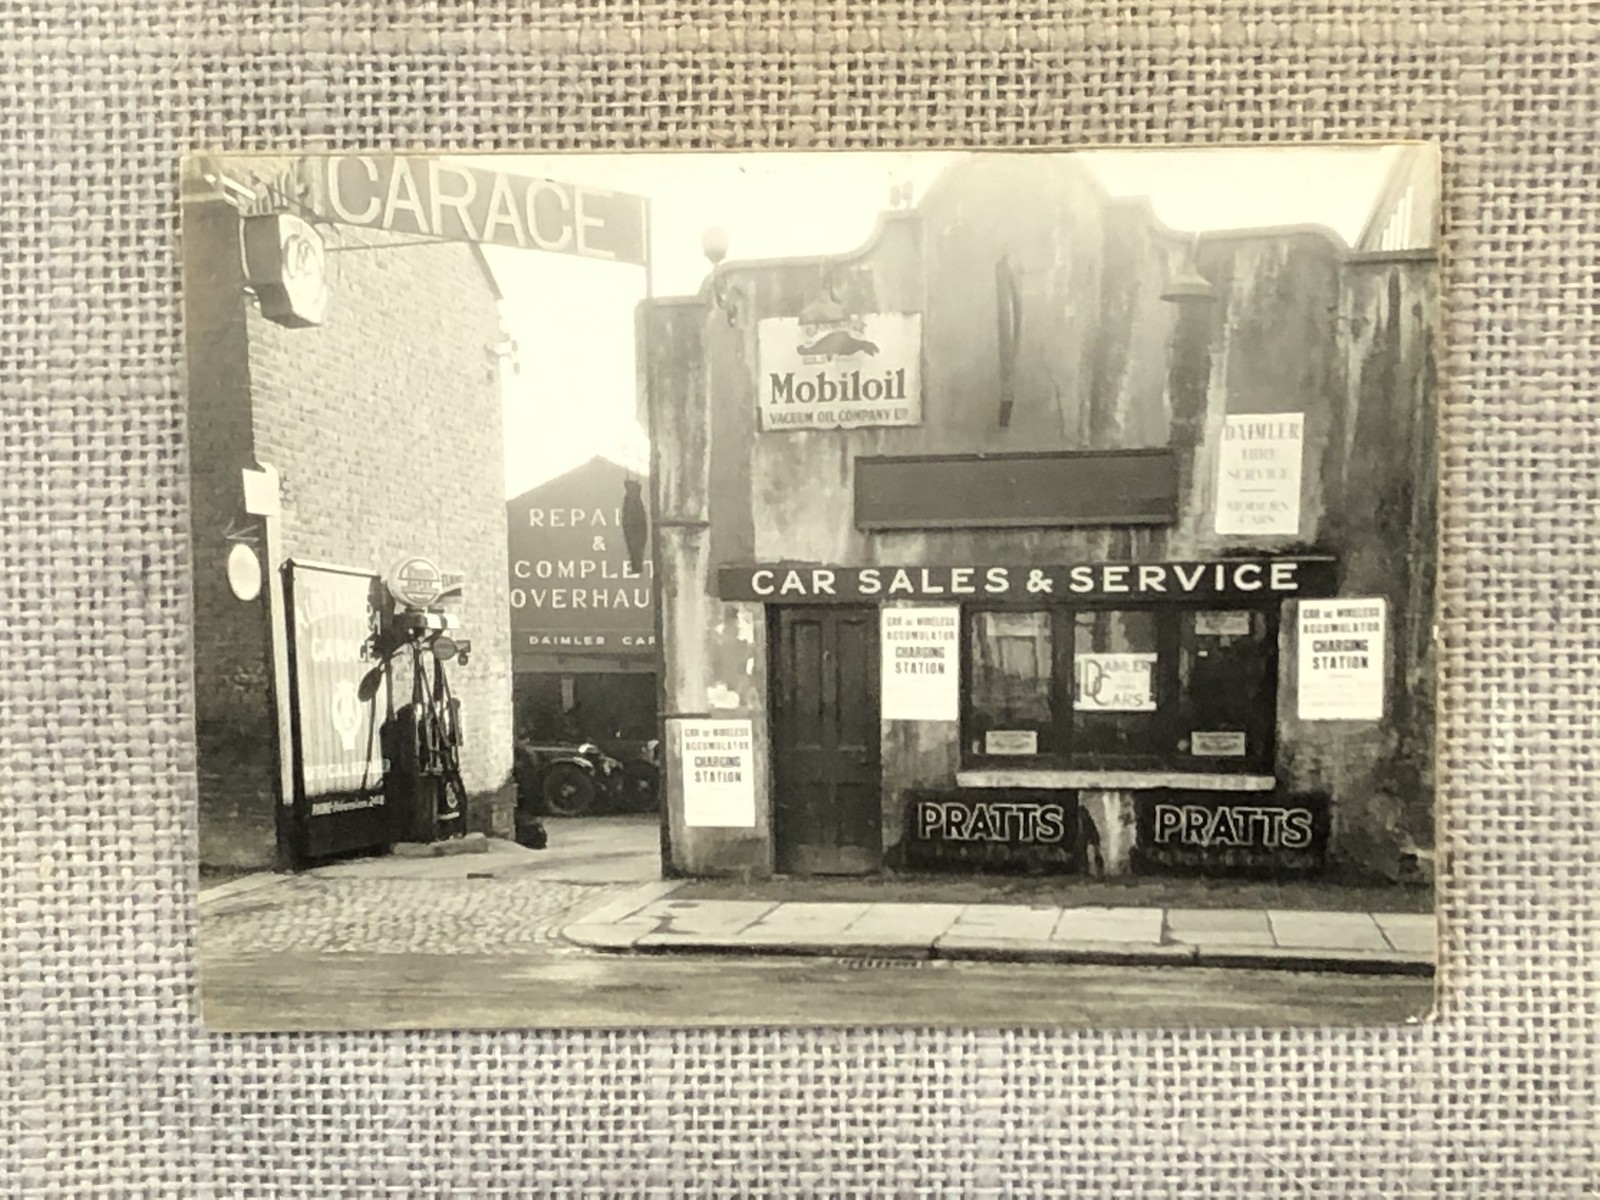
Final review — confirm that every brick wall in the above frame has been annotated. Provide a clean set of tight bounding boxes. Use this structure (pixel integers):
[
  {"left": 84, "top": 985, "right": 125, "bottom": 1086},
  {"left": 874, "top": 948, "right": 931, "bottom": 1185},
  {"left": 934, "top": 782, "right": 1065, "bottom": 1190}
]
[
  {"left": 185, "top": 197, "right": 281, "bottom": 869},
  {"left": 187, "top": 201, "right": 516, "bottom": 868}
]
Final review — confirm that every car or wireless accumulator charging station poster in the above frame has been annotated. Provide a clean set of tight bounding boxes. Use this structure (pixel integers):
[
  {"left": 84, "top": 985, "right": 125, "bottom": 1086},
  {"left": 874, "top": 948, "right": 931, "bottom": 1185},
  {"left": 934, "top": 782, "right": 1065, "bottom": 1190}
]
[
  {"left": 674, "top": 718, "right": 756, "bottom": 828},
  {"left": 1297, "top": 598, "right": 1388, "bottom": 720},
  {"left": 879, "top": 606, "right": 960, "bottom": 721}
]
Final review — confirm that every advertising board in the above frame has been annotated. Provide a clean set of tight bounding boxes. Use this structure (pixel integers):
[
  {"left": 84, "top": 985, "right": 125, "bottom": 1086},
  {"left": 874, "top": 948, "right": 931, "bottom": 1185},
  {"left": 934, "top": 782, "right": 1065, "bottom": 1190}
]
[{"left": 286, "top": 563, "right": 395, "bottom": 858}]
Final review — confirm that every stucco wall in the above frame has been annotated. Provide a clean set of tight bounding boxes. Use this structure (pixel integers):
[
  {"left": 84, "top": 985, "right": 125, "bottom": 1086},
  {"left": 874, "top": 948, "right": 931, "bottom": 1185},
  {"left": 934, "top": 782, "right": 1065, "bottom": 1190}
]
[{"left": 645, "top": 157, "right": 1436, "bottom": 878}]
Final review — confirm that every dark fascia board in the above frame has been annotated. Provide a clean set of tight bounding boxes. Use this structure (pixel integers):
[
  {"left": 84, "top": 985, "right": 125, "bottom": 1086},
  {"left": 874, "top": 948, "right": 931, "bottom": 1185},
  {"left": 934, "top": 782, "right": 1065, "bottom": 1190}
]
[
  {"left": 854, "top": 447, "right": 1178, "bottom": 530},
  {"left": 853, "top": 447, "right": 1174, "bottom": 468}
]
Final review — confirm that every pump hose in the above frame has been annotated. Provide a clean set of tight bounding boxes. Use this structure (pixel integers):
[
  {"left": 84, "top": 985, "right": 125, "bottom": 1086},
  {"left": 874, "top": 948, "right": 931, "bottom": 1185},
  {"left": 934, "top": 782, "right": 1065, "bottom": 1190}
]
[{"left": 430, "top": 649, "right": 467, "bottom": 813}]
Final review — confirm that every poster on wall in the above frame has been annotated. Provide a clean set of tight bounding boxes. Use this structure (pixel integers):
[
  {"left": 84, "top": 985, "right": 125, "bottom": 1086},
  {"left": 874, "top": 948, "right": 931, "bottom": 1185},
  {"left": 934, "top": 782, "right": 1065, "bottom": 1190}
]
[
  {"left": 288, "top": 564, "right": 385, "bottom": 799},
  {"left": 1297, "top": 598, "right": 1387, "bottom": 720},
  {"left": 675, "top": 718, "right": 756, "bottom": 828},
  {"left": 1215, "top": 413, "right": 1304, "bottom": 536},
  {"left": 756, "top": 312, "right": 922, "bottom": 431},
  {"left": 880, "top": 605, "right": 959, "bottom": 721}
]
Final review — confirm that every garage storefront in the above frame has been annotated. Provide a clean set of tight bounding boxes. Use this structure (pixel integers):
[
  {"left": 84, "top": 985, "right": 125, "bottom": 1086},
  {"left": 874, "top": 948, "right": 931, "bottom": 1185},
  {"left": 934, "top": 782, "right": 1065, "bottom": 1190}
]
[{"left": 641, "top": 152, "right": 1437, "bottom": 882}]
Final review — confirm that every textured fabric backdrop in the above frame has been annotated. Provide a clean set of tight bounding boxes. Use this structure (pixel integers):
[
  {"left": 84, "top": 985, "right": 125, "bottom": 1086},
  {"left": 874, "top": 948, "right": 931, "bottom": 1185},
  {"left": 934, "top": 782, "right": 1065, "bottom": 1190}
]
[{"left": 4, "top": 3, "right": 1597, "bottom": 1195}]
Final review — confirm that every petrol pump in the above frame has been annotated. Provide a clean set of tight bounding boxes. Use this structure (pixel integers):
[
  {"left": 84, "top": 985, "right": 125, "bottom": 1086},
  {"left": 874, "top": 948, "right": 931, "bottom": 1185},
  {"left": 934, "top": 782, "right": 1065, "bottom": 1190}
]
[{"left": 378, "top": 556, "right": 473, "bottom": 843}]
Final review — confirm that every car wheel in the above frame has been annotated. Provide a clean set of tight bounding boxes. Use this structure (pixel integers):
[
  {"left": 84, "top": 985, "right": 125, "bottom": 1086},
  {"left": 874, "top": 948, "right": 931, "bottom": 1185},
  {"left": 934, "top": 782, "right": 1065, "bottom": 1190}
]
[
  {"left": 541, "top": 763, "right": 595, "bottom": 817},
  {"left": 621, "top": 761, "right": 659, "bottom": 813}
]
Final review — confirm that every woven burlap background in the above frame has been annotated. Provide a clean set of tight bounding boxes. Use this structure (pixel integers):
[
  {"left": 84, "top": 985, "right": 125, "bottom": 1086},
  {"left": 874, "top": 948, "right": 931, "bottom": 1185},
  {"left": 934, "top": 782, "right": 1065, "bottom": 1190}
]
[{"left": 4, "top": 2, "right": 1597, "bottom": 1195}]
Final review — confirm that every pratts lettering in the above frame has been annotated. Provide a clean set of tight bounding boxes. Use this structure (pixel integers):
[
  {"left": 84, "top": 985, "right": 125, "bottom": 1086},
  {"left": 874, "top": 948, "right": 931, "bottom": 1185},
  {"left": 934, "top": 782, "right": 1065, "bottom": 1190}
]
[
  {"left": 1151, "top": 804, "right": 1314, "bottom": 850},
  {"left": 916, "top": 800, "right": 1066, "bottom": 844}
]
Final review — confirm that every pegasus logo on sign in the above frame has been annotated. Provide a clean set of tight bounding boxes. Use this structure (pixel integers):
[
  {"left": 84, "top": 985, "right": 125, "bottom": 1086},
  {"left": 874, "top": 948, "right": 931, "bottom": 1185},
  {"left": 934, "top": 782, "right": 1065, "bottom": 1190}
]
[{"left": 797, "top": 328, "right": 880, "bottom": 360}]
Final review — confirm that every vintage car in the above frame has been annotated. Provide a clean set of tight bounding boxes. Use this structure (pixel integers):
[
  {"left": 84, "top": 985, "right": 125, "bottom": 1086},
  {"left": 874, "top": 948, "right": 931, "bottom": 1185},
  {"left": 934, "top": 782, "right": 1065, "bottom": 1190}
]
[{"left": 514, "top": 736, "right": 660, "bottom": 819}]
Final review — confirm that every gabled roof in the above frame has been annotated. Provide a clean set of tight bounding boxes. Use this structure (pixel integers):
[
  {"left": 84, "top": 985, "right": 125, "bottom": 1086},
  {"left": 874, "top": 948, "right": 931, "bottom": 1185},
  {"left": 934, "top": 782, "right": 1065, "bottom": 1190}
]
[
  {"left": 505, "top": 452, "right": 646, "bottom": 508},
  {"left": 1354, "top": 145, "right": 1440, "bottom": 254}
]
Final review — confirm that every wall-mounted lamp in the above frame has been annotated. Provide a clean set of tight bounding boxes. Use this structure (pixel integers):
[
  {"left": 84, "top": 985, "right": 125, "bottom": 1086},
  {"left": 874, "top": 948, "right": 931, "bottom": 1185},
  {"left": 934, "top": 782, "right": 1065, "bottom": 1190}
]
[
  {"left": 1161, "top": 236, "right": 1218, "bottom": 305},
  {"left": 486, "top": 333, "right": 520, "bottom": 380},
  {"left": 701, "top": 225, "right": 744, "bottom": 325},
  {"left": 206, "top": 171, "right": 260, "bottom": 209}
]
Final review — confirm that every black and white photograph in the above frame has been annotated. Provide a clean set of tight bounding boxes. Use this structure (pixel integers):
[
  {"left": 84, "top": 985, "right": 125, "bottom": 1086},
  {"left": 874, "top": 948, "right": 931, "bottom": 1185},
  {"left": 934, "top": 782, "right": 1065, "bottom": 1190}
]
[{"left": 185, "top": 145, "right": 1440, "bottom": 1033}]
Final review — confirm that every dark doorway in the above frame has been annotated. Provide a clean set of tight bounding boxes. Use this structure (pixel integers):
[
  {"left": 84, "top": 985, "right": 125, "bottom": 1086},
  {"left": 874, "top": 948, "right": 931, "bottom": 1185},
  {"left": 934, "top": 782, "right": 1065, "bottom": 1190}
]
[
  {"left": 513, "top": 671, "right": 657, "bottom": 745},
  {"left": 770, "top": 606, "right": 882, "bottom": 875}
]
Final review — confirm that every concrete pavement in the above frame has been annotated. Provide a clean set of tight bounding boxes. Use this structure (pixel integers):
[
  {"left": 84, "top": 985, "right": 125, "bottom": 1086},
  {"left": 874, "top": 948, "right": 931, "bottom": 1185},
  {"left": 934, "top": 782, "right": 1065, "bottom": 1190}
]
[{"left": 564, "top": 885, "right": 1436, "bottom": 976}]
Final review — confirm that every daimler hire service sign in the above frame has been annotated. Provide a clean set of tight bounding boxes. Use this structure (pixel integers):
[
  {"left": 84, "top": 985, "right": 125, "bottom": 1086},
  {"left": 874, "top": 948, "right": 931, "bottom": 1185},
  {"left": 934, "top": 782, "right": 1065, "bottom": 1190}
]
[{"left": 757, "top": 313, "right": 922, "bottom": 431}]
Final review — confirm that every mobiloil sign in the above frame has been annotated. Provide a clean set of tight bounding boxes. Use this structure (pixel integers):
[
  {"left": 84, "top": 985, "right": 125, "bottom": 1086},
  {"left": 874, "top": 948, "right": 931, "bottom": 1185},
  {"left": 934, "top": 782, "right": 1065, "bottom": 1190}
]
[{"left": 757, "top": 312, "right": 922, "bottom": 431}]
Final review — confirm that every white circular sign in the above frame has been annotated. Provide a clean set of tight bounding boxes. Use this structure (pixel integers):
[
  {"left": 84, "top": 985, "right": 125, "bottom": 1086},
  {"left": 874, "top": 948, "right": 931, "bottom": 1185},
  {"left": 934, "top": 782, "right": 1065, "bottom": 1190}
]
[
  {"left": 387, "top": 556, "right": 445, "bottom": 609},
  {"left": 227, "top": 543, "right": 263, "bottom": 602},
  {"left": 278, "top": 215, "right": 329, "bottom": 324}
]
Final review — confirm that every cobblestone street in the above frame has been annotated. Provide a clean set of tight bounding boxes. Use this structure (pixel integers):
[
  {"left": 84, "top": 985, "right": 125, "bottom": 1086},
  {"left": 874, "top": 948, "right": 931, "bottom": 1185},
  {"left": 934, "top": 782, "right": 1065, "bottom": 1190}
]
[
  {"left": 199, "top": 815, "right": 662, "bottom": 959},
  {"left": 202, "top": 874, "right": 627, "bottom": 956}
]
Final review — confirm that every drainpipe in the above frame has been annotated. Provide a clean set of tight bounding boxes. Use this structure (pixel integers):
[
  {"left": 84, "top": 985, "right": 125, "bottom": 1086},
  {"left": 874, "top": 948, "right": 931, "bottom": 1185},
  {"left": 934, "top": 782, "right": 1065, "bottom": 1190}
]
[
  {"left": 1160, "top": 236, "right": 1219, "bottom": 543},
  {"left": 240, "top": 462, "right": 298, "bottom": 867}
]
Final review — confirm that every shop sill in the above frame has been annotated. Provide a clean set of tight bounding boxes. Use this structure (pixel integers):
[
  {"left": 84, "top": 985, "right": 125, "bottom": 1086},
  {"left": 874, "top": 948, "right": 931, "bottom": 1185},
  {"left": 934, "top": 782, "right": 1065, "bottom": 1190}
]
[{"left": 954, "top": 770, "right": 1276, "bottom": 793}]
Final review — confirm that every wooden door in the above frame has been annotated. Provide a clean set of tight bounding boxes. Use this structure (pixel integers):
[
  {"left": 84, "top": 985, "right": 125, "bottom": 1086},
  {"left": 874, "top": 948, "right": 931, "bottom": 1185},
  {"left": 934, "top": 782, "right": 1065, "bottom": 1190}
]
[{"left": 771, "top": 607, "right": 882, "bottom": 875}]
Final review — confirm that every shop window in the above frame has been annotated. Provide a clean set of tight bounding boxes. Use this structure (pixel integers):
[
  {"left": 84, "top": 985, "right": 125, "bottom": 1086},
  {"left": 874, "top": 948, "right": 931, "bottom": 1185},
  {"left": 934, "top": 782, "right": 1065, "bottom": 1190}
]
[
  {"left": 1071, "top": 609, "right": 1162, "bottom": 760},
  {"left": 968, "top": 612, "right": 1055, "bottom": 755},
  {"left": 1176, "top": 609, "right": 1277, "bottom": 769},
  {"left": 964, "top": 606, "right": 1278, "bottom": 772}
]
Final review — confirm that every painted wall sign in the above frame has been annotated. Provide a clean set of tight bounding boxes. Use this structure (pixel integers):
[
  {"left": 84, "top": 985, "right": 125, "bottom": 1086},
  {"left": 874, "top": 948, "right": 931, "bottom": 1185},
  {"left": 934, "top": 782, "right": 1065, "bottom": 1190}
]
[
  {"left": 903, "top": 791, "right": 1079, "bottom": 872},
  {"left": 880, "top": 605, "right": 960, "bottom": 721},
  {"left": 718, "top": 558, "right": 1337, "bottom": 604},
  {"left": 1134, "top": 792, "right": 1329, "bottom": 875},
  {"left": 1297, "top": 598, "right": 1387, "bottom": 720},
  {"left": 984, "top": 730, "right": 1038, "bottom": 756},
  {"left": 1190, "top": 730, "right": 1248, "bottom": 757},
  {"left": 757, "top": 313, "right": 923, "bottom": 431},
  {"left": 1194, "top": 610, "right": 1253, "bottom": 637},
  {"left": 1074, "top": 652, "right": 1157, "bottom": 712},
  {"left": 241, "top": 212, "right": 329, "bottom": 328},
  {"left": 303, "top": 155, "right": 649, "bottom": 264},
  {"left": 507, "top": 457, "right": 654, "bottom": 667},
  {"left": 1215, "top": 413, "right": 1304, "bottom": 536},
  {"left": 675, "top": 719, "right": 756, "bottom": 828}
]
